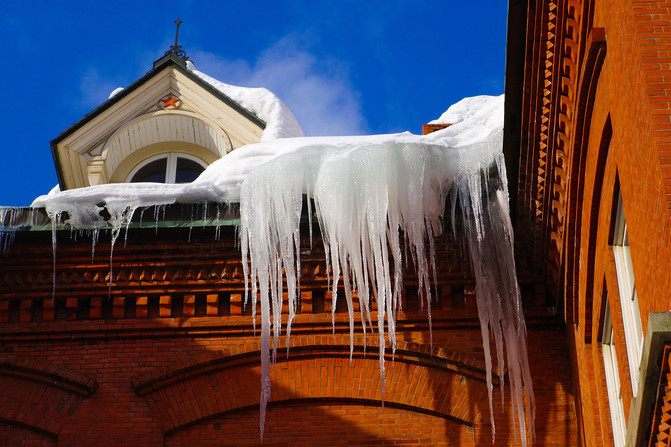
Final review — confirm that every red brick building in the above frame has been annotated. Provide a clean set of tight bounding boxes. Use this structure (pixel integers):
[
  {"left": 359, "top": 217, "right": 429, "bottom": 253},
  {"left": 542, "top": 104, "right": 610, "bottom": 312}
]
[
  {"left": 1, "top": 1, "right": 670, "bottom": 445},
  {"left": 505, "top": 0, "right": 671, "bottom": 445}
]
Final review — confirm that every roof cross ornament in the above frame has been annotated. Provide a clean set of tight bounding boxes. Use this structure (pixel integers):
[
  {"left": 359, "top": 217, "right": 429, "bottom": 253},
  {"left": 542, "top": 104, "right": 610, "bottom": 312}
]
[{"left": 164, "top": 19, "right": 189, "bottom": 60}]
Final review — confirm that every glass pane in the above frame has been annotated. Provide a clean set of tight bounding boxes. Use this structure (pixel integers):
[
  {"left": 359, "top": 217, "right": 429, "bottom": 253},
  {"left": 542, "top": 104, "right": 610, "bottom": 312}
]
[
  {"left": 175, "top": 157, "right": 205, "bottom": 183},
  {"left": 130, "top": 158, "right": 167, "bottom": 183}
]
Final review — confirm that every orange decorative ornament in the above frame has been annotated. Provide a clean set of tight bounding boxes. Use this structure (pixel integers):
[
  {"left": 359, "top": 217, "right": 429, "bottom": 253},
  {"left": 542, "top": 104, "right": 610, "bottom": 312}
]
[{"left": 160, "top": 96, "right": 181, "bottom": 109}]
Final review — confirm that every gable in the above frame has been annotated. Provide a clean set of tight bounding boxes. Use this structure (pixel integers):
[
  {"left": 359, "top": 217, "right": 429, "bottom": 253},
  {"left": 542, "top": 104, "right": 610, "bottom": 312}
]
[{"left": 52, "top": 55, "right": 266, "bottom": 190}]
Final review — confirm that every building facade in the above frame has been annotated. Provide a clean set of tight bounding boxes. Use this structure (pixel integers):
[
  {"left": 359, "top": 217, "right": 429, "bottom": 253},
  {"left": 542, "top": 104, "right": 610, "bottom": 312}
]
[
  {"left": 3, "top": 0, "right": 671, "bottom": 444},
  {"left": 506, "top": 0, "right": 671, "bottom": 445}
]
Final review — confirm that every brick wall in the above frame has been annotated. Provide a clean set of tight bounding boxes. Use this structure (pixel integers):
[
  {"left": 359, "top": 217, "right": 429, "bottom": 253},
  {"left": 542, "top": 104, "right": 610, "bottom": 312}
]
[
  {"left": 0, "top": 225, "right": 576, "bottom": 446},
  {"left": 516, "top": 0, "right": 671, "bottom": 445}
]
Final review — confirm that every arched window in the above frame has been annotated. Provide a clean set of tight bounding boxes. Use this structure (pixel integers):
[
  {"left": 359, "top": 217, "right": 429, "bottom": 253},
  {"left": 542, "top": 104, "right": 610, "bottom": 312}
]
[{"left": 127, "top": 153, "right": 208, "bottom": 184}]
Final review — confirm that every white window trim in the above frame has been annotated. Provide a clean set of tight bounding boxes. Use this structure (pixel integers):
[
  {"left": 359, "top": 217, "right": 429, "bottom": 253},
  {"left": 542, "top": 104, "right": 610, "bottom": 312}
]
[
  {"left": 602, "top": 301, "right": 627, "bottom": 447},
  {"left": 612, "top": 189, "right": 643, "bottom": 396},
  {"left": 126, "top": 153, "right": 208, "bottom": 184}
]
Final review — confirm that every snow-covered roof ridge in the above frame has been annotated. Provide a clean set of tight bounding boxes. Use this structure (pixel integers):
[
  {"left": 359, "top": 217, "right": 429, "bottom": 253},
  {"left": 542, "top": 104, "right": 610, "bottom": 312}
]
[
  {"left": 429, "top": 95, "right": 502, "bottom": 126},
  {"left": 186, "top": 61, "right": 304, "bottom": 141}
]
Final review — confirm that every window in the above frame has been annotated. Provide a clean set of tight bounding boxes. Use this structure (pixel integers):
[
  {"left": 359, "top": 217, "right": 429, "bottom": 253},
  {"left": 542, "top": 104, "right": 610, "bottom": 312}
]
[
  {"left": 602, "top": 300, "right": 627, "bottom": 446},
  {"left": 611, "top": 187, "right": 643, "bottom": 396},
  {"left": 127, "top": 153, "right": 207, "bottom": 184}
]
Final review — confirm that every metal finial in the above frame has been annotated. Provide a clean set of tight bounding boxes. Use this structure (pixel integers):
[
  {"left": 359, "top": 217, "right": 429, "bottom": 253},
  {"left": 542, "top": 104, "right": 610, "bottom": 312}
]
[{"left": 165, "top": 19, "right": 188, "bottom": 60}]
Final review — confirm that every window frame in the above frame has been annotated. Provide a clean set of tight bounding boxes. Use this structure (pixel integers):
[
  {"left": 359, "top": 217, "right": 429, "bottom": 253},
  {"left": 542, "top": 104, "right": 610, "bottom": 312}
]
[
  {"left": 126, "top": 153, "right": 208, "bottom": 184},
  {"left": 610, "top": 187, "right": 643, "bottom": 396},
  {"left": 601, "top": 298, "right": 627, "bottom": 446}
]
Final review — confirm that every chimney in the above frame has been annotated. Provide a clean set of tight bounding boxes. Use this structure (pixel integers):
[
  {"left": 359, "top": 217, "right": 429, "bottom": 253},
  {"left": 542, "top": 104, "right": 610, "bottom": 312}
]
[{"left": 422, "top": 123, "right": 452, "bottom": 135}]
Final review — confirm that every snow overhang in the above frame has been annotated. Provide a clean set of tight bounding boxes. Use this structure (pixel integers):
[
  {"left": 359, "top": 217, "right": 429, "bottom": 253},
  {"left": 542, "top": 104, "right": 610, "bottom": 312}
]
[{"left": 0, "top": 203, "right": 241, "bottom": 233}]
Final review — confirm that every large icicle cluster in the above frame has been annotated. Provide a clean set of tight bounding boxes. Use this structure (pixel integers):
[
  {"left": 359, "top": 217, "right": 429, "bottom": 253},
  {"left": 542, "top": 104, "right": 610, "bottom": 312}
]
[
  {"left": 19, "top": 94, "right": 534, "bottom": 445},
  {"left": 237, "top": 135, "right": 460, "bottom": 436},
  {"left": 236, "top": 95, "right": 534, "bottom": 443}
]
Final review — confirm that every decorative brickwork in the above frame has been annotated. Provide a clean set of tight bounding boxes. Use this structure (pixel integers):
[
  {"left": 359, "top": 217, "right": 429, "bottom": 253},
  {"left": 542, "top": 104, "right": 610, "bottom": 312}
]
[{"left": 515, "top": 0, "right": 559, "bottom": 275}]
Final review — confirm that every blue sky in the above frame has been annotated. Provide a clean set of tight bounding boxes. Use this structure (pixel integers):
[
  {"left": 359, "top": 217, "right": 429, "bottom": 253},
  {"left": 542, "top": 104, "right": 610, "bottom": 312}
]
[{"left": 0, "top": 1, "right": 508, "bottom": 206}]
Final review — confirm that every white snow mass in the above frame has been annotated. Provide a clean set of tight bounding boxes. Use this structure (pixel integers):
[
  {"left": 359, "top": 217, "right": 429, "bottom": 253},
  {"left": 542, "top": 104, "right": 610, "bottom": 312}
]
[
  {"left": 429, "top": 95, "right": 499, "bottom": 126},
  {"left": 108, "top": 87, "right": 124, "bottom": 99},
  {"left": 26, "top": 94, "right": 533, "bottom": 445},
  {"left": 186, "top": 60, "right": 305, "bottom": 141}
]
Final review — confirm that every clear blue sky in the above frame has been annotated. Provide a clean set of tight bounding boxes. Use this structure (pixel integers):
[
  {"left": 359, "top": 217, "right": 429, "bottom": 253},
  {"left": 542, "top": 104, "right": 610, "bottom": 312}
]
[{"left": 0, "top": 1, "right": 508, "bottom": 206}]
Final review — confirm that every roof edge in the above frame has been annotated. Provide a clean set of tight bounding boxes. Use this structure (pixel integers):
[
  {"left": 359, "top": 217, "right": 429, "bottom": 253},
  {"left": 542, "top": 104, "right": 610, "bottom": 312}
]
[
  {"left": 153, "top": 52, "right": 188, "bottom": 70},
  {"left": 502, "top": 0, "right": 528, "bottom": 227}
]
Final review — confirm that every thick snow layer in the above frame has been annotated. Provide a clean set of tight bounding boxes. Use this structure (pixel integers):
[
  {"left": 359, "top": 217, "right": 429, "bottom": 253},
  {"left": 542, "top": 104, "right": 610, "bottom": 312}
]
[
  {"left": 186, "top": 61, "right": 305, "bottom": 141},
  {"left": 429, "top": 95, "right": 499, "bottom": 125},
  {"left": 33, "top": 96, "right": 503, "bottom": 218},
  {"left": 27, "top": 94, "right": 533, "bottom": 445}
]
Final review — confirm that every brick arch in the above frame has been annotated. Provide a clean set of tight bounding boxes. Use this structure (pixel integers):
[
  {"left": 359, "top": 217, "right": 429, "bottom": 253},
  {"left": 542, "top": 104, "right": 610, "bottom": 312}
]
[
  {"left": 579, "top": 116, "right": 611, "bottom": 344},
  {"left": 164, "top": 401, "right": 470, "bottom": 447},
  {"left": 132, "top": 335, "right": 495, "bottom": 435},
  {"left": 563, "top": 28, "right": 607, "bottom": 329},
  {"left": 0, "top": 356, "right": 98, "bottom": 438}
]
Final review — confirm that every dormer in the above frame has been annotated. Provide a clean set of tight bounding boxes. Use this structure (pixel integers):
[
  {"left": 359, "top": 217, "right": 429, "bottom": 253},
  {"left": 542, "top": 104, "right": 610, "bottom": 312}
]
[{"left": 51, "top": 52, "right": 266, "bottom": 190}]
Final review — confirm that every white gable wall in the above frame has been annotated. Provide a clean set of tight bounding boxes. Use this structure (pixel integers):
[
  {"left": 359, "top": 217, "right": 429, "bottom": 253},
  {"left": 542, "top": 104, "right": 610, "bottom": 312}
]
[{"left": 55, "top": 64, "right": 264, "bottom": 189}]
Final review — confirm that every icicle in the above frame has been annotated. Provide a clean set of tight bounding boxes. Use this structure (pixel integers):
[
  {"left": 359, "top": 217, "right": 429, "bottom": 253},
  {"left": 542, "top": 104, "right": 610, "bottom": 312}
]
[
  {"left": 214, "top": 204, "right": 222, "bottom": 241},
  {"left": 139, "top": 207, "right": 147, "bottom": 226},
  {"left": 241, "top": 141, "right": 461, "bottom": 436},
  {"left": 154, "top": 205, "right": 161, "bottom": 233},
  {"left": 241, "top": 118, "right": 532, "bottom": 444},
  {"left": 91, "top": 228, "right": 99, "bottom": 262},
  {"left": 0, "top": 208, "right": 17, "bottom": 255},
  {"left": 0, "top": 208, "right": 29, "bottom": 255},
  {"left": 105, "top": 205, "right": 137, "bottom": 299},
  {"left": 123, "top": 218, "right": 132, "bottom": 247},
  {"left": 202, "top": 201, "right": 209, "bottom": 221},
  {"left": 47, "top": 211, "right": 59, "bottom": 301},
  {"left": 454, "top": 154, "right": 535, "bottom": 446}
]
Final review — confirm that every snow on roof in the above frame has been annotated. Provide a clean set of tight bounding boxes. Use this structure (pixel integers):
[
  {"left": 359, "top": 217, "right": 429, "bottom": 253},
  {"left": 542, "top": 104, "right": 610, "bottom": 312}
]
[
  {"left": 186, "top": 61, "right": 304, "bottom": 141},
  {"left": 32, "top": 94, "right": 504, "bottom": 217},
  {"left": 108, "top": 87, "right": 124, "bottom": 99},
  {"left": 429, "top": 95, "right": 500, "bottom": 126},
  {"left": 34, "top": 95, "right": 502, "bottom": 207}
]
